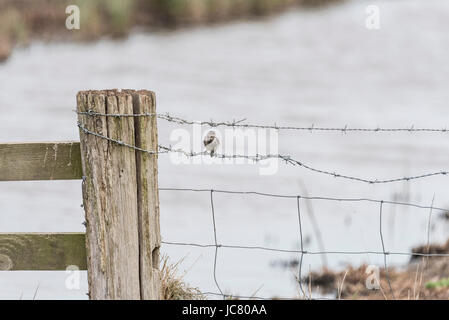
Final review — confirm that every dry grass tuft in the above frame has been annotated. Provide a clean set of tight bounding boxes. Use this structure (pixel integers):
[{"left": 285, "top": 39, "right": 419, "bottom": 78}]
[
  {"left": 160, "top": 255, "right": 204, "bottom": 300},
  {"left": 302, "top": 257, "right": 449, "bottom": 299},
  {"left": 411, "top": 239, "right": 449, "bottom": 261}
]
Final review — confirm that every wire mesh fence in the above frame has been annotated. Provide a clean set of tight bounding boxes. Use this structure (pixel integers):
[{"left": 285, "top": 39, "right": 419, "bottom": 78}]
[
  {"left": 159, "top": 188, "right": 449, "bottom": 300},
  {"left": 77, "top": 110, "right": 449, "bottom": 300}
]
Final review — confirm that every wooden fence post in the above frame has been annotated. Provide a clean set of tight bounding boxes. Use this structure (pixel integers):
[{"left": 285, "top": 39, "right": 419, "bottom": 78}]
[{"left": 77, "top": 89, "right": 161, "bottom": 300}]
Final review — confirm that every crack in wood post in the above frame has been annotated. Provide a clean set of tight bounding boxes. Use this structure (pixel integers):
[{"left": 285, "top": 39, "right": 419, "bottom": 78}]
[
  {"left": 128, "top": 89, "right": 161, "bottom": 300},
  {"left": 77, "top": 89, "right": 161, "bottom": 300}
]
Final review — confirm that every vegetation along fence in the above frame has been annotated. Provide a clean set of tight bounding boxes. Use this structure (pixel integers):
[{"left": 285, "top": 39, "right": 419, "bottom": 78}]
[{"left": 1, "top": 89, "right": 449, "bottom": 300}]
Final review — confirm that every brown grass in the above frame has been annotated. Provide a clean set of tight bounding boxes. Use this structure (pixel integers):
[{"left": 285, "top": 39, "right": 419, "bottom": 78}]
[
  {"left": 160, "top": 255, "right": 204, "bottom": 300},
  {"left": 0, "top": 0, "right": 343, "bottom": 62},
  {"left": 302, "top": 245, "right": 449, "bottom": 300},
  {"left": 411, "top": 239, "right": 449, "bottom": 261}
]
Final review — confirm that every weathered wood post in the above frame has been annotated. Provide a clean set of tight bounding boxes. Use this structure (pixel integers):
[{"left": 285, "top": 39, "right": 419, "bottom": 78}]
[{"left": 76, "top": 89, "right": 161, "bottom": 300}]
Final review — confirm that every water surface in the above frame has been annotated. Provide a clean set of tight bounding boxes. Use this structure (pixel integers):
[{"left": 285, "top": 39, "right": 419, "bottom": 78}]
[{"left": 1, "top": 0, "right": 449, "bottom": 299}]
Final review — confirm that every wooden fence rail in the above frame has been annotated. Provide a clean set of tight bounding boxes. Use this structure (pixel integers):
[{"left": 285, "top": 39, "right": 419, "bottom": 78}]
[
  {"left": 0, "top": 89, "right": 161, "bottom": 300},
  {"left": 0, "top": 142, "right": 82, "bottom": 181},
  {"left": 0, "top": 233, "right": 86, "bottom": 270}
]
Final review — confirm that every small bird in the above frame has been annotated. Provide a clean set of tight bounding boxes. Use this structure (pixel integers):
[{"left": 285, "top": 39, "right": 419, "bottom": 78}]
[{"left": 203, "top": 130, "right": 220, "bottom": 157}]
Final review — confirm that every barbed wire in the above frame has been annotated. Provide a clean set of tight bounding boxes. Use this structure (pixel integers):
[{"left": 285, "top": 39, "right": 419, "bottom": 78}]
[
  {"left": 77, "top": 122, "right": 449, "bottom": 185},
  {"left": 77, "top": 123, "right": 159, "bottom": 155},
  {"left": 77, "top": 110, "right": 157, "bottom": 118},
  {"left": 76, "top": 110, "right": 449, "bottom": 133},
  {"left": 159, "top": 188, "right": 449, "bottom": 300},
  {"left": 158, "top": 113, "right": 449, "bottom": 134},
  {"left": 76, "top": 111, "right": 449, "bottom": 299}
]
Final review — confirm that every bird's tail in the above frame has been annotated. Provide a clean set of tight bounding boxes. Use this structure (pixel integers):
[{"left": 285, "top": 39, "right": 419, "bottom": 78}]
[{"left": 210, "top": 150, "right": 214, "bottom": 157}]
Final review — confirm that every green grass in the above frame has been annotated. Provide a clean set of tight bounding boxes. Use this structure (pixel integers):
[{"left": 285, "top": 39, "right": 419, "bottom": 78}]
[
  {"left": 0, "top": 8, "right": 28, "bottom": 42},
  {"left": 425, "top": 278, "right": 449, "bottom": 289},
  {"left": 76, "top": 0, "right": 134, "bottom": 37},
  {"left": 0, "top": 0, "right": 341, "bottom": 62},
  {"left": 103, "top": 0, "right": 134, "bottom": 35}
]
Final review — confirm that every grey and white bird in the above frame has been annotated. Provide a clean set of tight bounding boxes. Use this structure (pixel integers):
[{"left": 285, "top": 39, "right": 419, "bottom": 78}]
[{"left": 203, "top": 130, "right": 220, "bottom": 157}]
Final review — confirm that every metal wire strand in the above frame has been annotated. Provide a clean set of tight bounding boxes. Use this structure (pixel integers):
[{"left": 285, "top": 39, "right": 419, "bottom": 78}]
[
  {"left": 156, "top": 113, "right": 449, "bottom": 134},
  {"left": 379, "top": 201, "right": 396, "bottom": 300},
  {"left": 75, "top": 112, "right": 449, "bottom": 300},
  {"left": 160, "top": 241, "right": 449, "bottom": 257},
  {"left": 158, "top": 188, "right": 449, "bottom": 300},
  {"left": 75, "top": 110, "right": 449, "bottom": 133},
  {"left": 78, "top": 122, "right": 449, "bottom": 185},
  {"left": 296, "top": 196, "right": 306, "bottom": 298},
  {"left": 210, "top": 190, "right": 224, "bottom": 298},
  {"left": 159, "top": 187, "right": 449, "bottom": 213}
]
